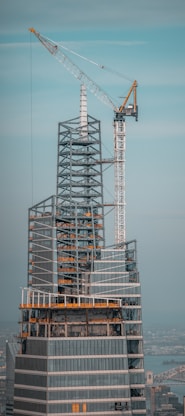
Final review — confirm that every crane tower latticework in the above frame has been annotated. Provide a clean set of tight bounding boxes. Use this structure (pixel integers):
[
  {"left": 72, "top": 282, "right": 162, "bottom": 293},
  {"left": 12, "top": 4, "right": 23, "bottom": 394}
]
[
  {"left": 114, "top": 117, "right": 126, "bottom": 244},
  {"left": 29, "top": 28, "right": 138, "bottom": 245}
]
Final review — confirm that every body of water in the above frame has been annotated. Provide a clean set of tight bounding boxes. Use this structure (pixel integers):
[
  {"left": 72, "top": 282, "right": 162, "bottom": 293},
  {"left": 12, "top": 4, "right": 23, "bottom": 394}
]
[{"left": 144, "top": 354, "right": 185, "bottom": 404}]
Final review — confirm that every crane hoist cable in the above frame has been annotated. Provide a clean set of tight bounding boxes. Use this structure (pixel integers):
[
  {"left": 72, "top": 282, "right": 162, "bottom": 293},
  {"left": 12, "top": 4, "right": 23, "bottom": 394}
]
[
  {"left": 29, "top": 30, "right": 34, "bottom": 206},
  {"left": 29, "top": 27, "right": 116, "bottom": 112},
  {"left": 28, "top": 27, "right": 138, "bottom": 118},
  {"left": 29, "top": 27, "right": 138, "bottom": 245},
  {"left": 58, "top": 42, "right": 105, "bottom": 69},
  {"left": 57, "top": 41, "right": 134, "bottom": 83}
]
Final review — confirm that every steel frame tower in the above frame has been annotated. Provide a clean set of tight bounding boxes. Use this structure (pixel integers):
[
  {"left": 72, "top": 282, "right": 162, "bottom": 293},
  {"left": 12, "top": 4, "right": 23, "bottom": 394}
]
[
  {"left": 13, "top": 89, "right": 146, "bottom": 415},
  {"left": 56, "top": 105, "right": 105, "bottom": 297},
  {"left": 13, "top": 31, "right": 146, "bottom": 416}
]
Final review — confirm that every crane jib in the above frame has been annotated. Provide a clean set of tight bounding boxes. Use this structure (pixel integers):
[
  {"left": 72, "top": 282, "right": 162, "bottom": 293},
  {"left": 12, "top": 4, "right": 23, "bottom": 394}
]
[
  {"left": 28, "top": 27, "right": 137, "bottom": 118},
  {"left": 29, "top": 27, "right": 138, "bottom": 244}
]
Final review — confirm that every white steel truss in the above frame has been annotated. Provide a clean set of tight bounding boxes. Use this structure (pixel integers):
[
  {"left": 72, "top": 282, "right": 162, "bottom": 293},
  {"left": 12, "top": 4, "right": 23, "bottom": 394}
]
[{"left": 114, "top": 118, "right": 126, "bottom": 245}]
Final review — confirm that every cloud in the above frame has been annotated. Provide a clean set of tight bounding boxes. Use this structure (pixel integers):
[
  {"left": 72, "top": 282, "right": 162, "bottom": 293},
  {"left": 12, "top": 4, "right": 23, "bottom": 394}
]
[
  {"left": 0, "top": 41, "right": 32, "bottom": 48},
  {"left": 0, "top": 0, "right": 185, "bottom": 35},
  {"left": 127, "top": 119, "right": 185, "bottom": 141},
  {"left": 58, "top": 40, "right": 147, "bottom": 48},
  {"left": 0, "top": 39, "right": 147, "bottom": 48},
  {"left": 133, "top": 210, "right": 185, "bottom": 220}
]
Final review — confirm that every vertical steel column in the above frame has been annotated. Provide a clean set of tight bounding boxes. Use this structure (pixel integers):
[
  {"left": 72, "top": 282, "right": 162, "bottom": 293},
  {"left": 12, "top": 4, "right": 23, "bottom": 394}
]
[{"left": 114, "top": 118, "right": 126, "bottom": 244}]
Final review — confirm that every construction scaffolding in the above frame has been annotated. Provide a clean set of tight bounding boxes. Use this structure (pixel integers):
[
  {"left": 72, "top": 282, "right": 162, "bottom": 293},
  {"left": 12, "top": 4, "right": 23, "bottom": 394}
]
[
  {"left": 14, "top": 82, "right": 146, "bottom": 414},
  {"left": 56, "top": 112, "right": 105, "bottom": 297}
]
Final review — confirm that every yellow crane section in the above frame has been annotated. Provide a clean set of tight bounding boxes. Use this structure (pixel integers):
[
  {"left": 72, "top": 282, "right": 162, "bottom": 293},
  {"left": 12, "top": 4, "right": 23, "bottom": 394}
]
[{"left": 119, "top": 80, "right": 137, "bottom": 114}]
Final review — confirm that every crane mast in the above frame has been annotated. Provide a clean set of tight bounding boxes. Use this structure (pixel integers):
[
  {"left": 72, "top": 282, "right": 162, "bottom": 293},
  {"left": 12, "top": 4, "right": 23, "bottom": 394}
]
[
  {"left": 29, "top": 28, "right": 138, "bottom": 245},
  {"left": 113, "top": 116, "right": 126, "bottom": 244}
]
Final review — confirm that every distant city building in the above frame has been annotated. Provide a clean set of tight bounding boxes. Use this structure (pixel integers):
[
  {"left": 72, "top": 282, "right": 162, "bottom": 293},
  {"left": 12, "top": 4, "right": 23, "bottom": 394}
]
[
  {"left": 0, "top": 335, "right": 6, "bottom": 416},
  {"left": 146, "top": 371, "right": 154, "bottom": 385},
  {"left": 0, "top": 377, "right": 6, "bottom": 416},
  {"left": 145, "top": 384, "right": 183, "bottom": 416},
  {"left": 6, "top": 341, "right": 19, "bottom": 416},
  {"left": 154, "top": 404, "right": 180, "bottom": 416}
]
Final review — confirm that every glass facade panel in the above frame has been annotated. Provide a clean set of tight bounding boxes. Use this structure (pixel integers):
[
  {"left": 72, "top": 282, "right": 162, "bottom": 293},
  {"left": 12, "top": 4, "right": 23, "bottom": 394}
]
[
  {"left": 48, "top": 356, "right": 128, "bottom": 372},
  {"left": 48, "top": 388, "right": 130, "bottom": 400},
  {"left": 15, "top": 357, "right": 47, "bottom": 371},
  {"left": 48, "top": 372, "right": 129, "bottom": 387},
  {"left": 48, "top": 337, "right": 128, "bottom": 356},
  {"left": 26, "top": 339, "right": 48, "bottom": 355},
  {"left": 130, "top": 372, "right": 145, "bottom": 384},
  {"left": 14, "top": 373, "right": 47, "bottom": 387},
  {"left": 14, "top": 400, "right": 46, "bottom": 413},
  {"left": 48, "top": 401, "right": 132, "bottom": 414},
  {"left": 14, "top": 388, "right": 46, "bottom": 400}
]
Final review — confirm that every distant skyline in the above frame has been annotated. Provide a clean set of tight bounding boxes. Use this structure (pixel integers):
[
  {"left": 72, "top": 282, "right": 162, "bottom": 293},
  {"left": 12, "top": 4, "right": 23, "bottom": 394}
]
[{"left": 0, "top": 0, "right": 185, "bottom": 326}]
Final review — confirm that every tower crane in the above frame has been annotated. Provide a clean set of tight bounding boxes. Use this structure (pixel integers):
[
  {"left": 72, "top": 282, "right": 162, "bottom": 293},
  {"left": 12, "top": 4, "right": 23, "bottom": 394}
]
[{"left": 29, "top": 27, "right": 138, "bottom": 245}]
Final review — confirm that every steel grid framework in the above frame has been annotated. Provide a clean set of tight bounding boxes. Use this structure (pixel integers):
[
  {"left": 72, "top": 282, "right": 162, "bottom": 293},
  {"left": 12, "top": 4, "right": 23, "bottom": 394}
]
[{"left": 56, "top": 115, "right": 105, "bottom": 296}]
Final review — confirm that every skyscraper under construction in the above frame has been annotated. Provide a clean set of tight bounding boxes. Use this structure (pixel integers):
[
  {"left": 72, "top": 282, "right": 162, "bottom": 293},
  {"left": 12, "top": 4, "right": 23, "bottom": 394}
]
[{"left": 13, "top": 84, "right": 146, "bottom": 415}]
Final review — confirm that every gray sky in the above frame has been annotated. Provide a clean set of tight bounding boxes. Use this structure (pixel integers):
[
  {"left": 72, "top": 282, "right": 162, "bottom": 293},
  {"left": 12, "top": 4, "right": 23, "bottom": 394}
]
[{"left": 0, "top": 0, "right": 185, "bottom": 327}]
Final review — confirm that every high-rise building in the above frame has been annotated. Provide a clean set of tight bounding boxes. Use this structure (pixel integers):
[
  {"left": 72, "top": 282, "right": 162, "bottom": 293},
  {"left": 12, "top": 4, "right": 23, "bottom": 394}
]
[
  {"left": 6, "top": 341, "right": 19, "bottom": 416},
  {"left": 13, "top": 87, "right": 146, "bottom": 415}
]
